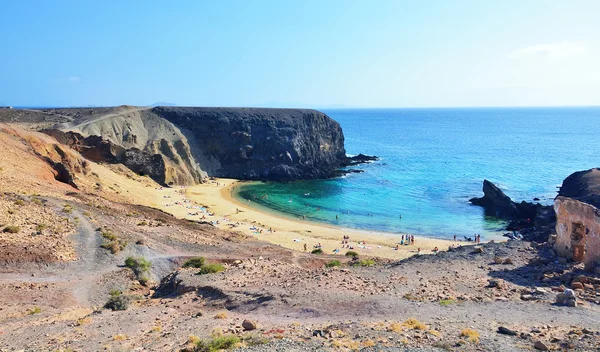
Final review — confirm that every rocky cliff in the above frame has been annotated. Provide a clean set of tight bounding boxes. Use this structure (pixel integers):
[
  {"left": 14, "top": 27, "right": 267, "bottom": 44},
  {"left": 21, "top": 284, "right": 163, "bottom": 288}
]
[
  {"left": 152, "top": 107, "right": 348, "bottom": 181},
  {"left": 0, "top": 106, "right": 358, "bottom": 185}
]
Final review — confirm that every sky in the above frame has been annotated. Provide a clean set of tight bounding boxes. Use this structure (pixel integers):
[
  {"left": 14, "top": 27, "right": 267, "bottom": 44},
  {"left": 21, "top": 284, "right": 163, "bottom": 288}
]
[{"left": 1, "top": 0, "right": 599, "bottom": 108}]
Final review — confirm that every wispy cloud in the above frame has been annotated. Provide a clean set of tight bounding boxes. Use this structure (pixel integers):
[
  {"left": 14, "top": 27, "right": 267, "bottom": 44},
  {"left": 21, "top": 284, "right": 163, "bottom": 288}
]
[
  {"left": 67, "top": 76, "right": 82, "bottom": 84},
  {"left": 509, "top": 42, "right": 586, "bottom": 59}
]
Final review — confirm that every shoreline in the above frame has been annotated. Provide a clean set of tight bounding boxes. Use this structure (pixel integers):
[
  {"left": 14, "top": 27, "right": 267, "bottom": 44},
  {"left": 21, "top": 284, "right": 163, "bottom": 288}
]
[{"left": 155, "top": 178, "right": 480, "bottom": 260}]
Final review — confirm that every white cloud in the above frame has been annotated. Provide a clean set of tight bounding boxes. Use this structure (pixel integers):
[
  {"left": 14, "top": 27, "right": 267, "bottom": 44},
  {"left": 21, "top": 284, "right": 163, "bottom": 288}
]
[
  {"left": 67, "top": 76, "right": 82, "bottom": 84},
  {"left": 509, "top": 42, "right": 586, "bottom": 59}
]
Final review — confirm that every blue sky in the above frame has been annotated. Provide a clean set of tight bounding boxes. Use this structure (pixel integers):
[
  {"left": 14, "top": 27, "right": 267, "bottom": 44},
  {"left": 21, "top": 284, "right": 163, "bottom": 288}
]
[{"left": 1, "top": 0, "right": 599, "bottom": 108}]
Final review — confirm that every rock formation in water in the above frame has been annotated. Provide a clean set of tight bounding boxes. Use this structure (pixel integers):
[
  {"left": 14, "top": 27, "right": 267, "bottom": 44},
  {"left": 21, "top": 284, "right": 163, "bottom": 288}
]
[
  {"left": 0, "top": 106, "right": 373, "bottom": 185},
  {"left": 470, "top": 179, "right": 556, "bottom": 242}
]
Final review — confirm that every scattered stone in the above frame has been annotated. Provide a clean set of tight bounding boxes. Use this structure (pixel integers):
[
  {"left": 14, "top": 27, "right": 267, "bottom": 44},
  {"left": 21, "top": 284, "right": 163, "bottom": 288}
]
[
  {"left": 555, "top": 289, "right": 577, "bottom": 307},
  {"left": 488, "top": 279, "right": 502, "bottom": 288},
  {"left": 498, "top": 326, "right": 518, "bottom": 336},
  {"left": 473, "top": 246, "right": 484, "bottom": 254},
  {"left": 571, "top": 281, "right": 584, "bottom": 290},
  {"left": 242, "top": 319, "right": 258, "bottom": 331},
  {"left": 503, "top": 257, "right": 513, "bottom": 265},
  {"left": 312, "top": 330, "right": 324, "bottom": 338},
  {"left": 534, "top": 340, "right": 549, "bottom": 351}
]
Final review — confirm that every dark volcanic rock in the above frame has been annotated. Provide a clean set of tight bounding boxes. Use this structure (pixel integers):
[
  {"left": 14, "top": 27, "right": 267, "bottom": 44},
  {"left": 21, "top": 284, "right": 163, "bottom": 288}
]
[
  {"left": 557, "top": 168, "right": 600, "bottom": 208},
  {"left": 121, "top": 149, "right": 167, "bottom": 185},
  {"left": 153, "top": 107, "right": 349, "bottom": 181},
  {"left": 345, "top": 153, "right": 378, "bottom": 166},
  {"left": 470, "top": 180, "right": 556, "bottom": 242},
  {"left": 469, "top": 180, "right": 518, "bottom": 218}
]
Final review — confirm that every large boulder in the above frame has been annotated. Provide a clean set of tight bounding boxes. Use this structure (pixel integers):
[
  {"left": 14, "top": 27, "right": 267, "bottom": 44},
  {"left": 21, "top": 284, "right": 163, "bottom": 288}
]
[{"left": 557, "top": 168, "right": 600, "bottom": 209}]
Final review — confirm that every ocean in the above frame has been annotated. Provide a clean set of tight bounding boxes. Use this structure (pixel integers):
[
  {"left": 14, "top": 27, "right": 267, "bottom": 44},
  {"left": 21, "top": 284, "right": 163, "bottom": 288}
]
[{"left": 235, "top": 107, "right": 600, "bottom": 241}]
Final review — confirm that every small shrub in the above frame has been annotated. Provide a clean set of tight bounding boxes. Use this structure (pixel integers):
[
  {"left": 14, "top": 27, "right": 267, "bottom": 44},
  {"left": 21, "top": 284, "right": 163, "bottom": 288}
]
[
  {"left": 105, "top": 295, "right": 129, "bottom": 311},
  {"left": 113, "top": 334, "right": 127, "bottom": 341},
  {"left": 150, "top": 325, "right": 162, "bottom": 333},
  {"left": 7, "top": 209, "right": 14, "bottom": 215},
  {"left": 109, "top": 289, "right": 122, "bottom": 297},
  {"left": 194, "top": 335, "right": 240, "bottom": 352},
  {"left": 345, "top": 251, "right": 358, "bottom": 257},
  {"left": 124, "top": 256, "right": 151, "bottom": 276},
  {"left": 101, "top": 230, "right": 117, "bottom": 241},
  {"left": 31, "top": 198, "right": 42, "bottom": 205},
  {"left": 14, "top": 199, "right": 25, "bottom": 206},
  {"left": 83, "top": 211, "right": 91, "bottom": 217},
  {"left": 214, "top": 312, "right": 228, "bottom": 319},
  {"left": 362, "top": 339, "right": 376, "bottom": 347},
  {"left": 198, "top": 263, "right": 224, "bottom": 275},
  {"left": 402, "top": 318, "right": 427, "bottom": 330},
  {"left": 460, "top": 328, "right": 480, "bottom": 343},
  {"left": 101, "top": 241, "right": 125, "bottom": 254},
  {"left": 439, "top": 299, "right": 455, "bottom": 306},
  {"left": 325, "top": 260, "right": 341, "bottom": 268},
  {"left": 433, "top": 341, "right": 453, "bottom": 351},
  {"left": 27, "top": 306, "right": 41, "bottom": 315},
  {"left": 62, "top": 205, "right": 73, "bottom": 214},
  {"left": 137, "top": 221, "right": 148, "bottom": 226},
  {"left": 311, "top": 248, "right": 323, "bottom": 254},
  {"left": 76, "top": 317, "right": 92, "bottom": 326},
  {"left": 388, "top": 322, "right": 403, "bottom": 332},
  {"left": 3, "top": 226, "right": 20, "bottom": 233},
  {"left": 358, "top": 259, "right": 375, "bottom": 267},
  {"left": 183, "top": 257, "right": 206, "bottom": 268},
  {"left": 35, "top": 224, "right": 47, "bottom": 232}
]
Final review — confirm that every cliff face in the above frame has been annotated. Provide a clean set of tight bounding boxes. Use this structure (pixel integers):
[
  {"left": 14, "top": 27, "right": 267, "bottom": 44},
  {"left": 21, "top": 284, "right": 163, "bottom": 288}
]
[
  {"left": 153, "top": 107, "right": 347, "bottom": 181},
  {"left": 0, "top": 106, "right": 351, "bottom": 185}
]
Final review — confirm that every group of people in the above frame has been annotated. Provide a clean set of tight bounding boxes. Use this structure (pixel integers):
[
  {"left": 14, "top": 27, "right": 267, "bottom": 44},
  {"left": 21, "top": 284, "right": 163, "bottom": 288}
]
[{"left": 400, "top": 234, "right": 415, "bottom": 246}]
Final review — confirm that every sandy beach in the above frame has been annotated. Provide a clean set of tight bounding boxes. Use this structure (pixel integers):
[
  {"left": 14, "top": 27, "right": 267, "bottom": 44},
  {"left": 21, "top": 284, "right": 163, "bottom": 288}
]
[{"left": 152, "top": 178, "right": 471, "bottom": 260}]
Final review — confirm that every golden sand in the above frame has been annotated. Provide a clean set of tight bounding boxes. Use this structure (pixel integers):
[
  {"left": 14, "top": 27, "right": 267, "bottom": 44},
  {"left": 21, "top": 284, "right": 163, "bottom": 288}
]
[{"left": 153, "top": 178, "right": 469, "bottom": 260}]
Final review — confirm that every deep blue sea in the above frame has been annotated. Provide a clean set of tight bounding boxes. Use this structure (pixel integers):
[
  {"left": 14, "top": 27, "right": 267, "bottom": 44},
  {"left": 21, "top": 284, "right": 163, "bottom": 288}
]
[{"left": 236, "top": 107, "right": 600, "bottom": 241}]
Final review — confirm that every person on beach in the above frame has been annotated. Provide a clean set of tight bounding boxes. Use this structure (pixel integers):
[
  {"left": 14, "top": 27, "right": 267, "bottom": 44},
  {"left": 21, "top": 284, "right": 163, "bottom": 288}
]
[
  {"left": 453, "top": 234, "right": 456, "bottom": 242},
  {"left": 303, "top": 243, "right": 307, "bottom": 252}
]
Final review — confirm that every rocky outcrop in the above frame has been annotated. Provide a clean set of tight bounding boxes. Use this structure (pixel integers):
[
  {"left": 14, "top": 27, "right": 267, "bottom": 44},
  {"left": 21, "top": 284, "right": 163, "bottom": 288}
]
[
  {"left": 470, "top": 180, "right": 556, "bottom": 242},
  {"left": 557, "top": 168, "right": 600, "bottom": 209},
  {"left": 469, "top": 180, "right": 518, "bottom": 218},
  {"left": 152, "top": 107, "right": 350, "bottom": 181},
  {"left": 43, "top": 129, "right": 169, "bottom": 185}
]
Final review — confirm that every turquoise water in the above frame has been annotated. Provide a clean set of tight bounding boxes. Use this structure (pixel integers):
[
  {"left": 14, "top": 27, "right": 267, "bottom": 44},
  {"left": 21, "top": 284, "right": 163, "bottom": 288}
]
[{"left": 236, "top": 107, "right": 600, "bottom": 240}]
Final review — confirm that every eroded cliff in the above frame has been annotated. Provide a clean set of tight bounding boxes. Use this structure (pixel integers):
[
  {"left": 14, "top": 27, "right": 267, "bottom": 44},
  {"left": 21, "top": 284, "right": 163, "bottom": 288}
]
[{"left": 0, "top": 106, "right": 354, "bottom": 185}]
